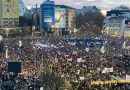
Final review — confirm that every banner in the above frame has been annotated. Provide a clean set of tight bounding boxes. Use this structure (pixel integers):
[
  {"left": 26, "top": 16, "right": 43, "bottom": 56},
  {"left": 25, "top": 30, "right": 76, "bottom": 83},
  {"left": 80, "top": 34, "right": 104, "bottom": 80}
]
[
  {"left": 5, "top": 48, "right": 8, "bottom": 59},
  {"left": 102, "top": 67, "right": 113, "bottom": 73},
  {"left": 79, "top": 77, "right": 85, "bottom": 80},
  {"left": 67, "top": 58, "right": 72, "bottom": 62},
  {"left": 40, "top": 87, "right": 43, "bottom": 90},
  {"left": 100, "top": 46, "right": 105, "bottom": 54},
  {"left": 126, "top": 74, "right": 130, "bottom": 80},
  {"left": 77, "top": 58, "right": 85, "bottom": 63},
  {"left": 85, "top": 47, "right": 89, "bottom": 52},
  {"left": 91, "top": 80, "right": 130, "bottom": 85}
]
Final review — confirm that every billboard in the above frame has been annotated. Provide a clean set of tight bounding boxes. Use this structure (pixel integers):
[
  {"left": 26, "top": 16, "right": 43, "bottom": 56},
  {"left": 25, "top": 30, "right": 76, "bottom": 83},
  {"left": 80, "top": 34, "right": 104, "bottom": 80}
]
[
  {"left": 41, "top": 1, "right": 55, "bottom": 30},
  {"left": 55, "top": 8, "right": 66, "bottom": 28},
  {"left": 44, "top": 16, "right": 53, "bottom": 23}
]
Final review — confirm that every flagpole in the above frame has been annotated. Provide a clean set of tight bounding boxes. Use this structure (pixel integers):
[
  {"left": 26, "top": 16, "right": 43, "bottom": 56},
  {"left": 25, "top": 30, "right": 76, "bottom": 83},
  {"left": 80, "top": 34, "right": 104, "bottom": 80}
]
[{"left": 5, "top": 45, "right": 8, "bottom": 59}]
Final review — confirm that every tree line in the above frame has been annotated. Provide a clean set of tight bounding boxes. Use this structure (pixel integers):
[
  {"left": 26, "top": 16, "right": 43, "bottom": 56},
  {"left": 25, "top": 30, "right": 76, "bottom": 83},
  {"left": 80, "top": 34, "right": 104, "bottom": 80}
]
[{"left": 75, "top": 12, "right": 105, "bottom": 35}]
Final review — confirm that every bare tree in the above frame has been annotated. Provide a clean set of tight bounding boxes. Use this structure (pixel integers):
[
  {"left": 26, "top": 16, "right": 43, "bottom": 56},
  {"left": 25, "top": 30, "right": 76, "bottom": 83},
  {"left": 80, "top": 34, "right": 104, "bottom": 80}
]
[{"left": 75, "top": 12, "right": 105, "bottom": 36}]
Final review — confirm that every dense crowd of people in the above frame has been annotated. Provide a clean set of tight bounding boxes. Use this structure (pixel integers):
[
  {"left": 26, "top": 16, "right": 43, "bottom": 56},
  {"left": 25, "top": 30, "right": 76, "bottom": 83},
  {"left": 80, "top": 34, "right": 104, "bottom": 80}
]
[{"left": 0, "top": 35, "right": 130, "bottom": 89}]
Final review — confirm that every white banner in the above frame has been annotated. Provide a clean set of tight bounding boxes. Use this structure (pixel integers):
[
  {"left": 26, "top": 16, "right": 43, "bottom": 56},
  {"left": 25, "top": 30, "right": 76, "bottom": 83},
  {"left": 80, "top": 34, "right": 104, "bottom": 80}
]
[
  {"left": 102, "top": 67, "right": 113, "bottom": 73},
  {"left": 85, "top": 47, "right": 89, "bottom": 52},
  {"left": 5, "top": 48, "right": 8, "bottom": 59},
  {"left": 77, "top": 58, "right": 85, "bottom": 63},
  {"left": 126, "top": 74, "right": 130, "bottom": 80},
  {"left": 40, "top": 87, "right": 43, "bottom": 90},
  {"left": 100, "top": 46, "right": 105, "bottom": 54}
]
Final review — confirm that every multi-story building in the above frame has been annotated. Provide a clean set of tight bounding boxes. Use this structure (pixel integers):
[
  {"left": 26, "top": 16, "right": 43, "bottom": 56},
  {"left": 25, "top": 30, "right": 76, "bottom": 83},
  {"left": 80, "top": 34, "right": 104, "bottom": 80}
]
[
  {"left": 40, "top": 1, "right": 76, "bottom": 36},
  {"left": 32, "top": 6, "right": 41, "bottom": 30},
  {"left": 19, "top": 0, "right": 26, "bottom": 16},
  {"left": 24, "top": 5, "right": 40, "bottom": 28},
  {"left": 103, "top": 6, "right": 130, "bottom": 37},
  {"left": 67, "top": 8, "right": 76, "bottom": 34},
  {"left": 53, "top": 5, "right": 76, "bottom": 35},
  {"left": 54, "top": 5, "right": 66, "bottom": 35},
  {"left": 0, "top": 0, "right": 19, "bottom": 27},
  {"left": 19, "top": 6, "right": 41, "bottom": 36},
  {"left": 107, "top": 6, "right": 130, "bottom": 18},
  {"left": 40, "top": 0, "right": 55, "bottom": 32}
]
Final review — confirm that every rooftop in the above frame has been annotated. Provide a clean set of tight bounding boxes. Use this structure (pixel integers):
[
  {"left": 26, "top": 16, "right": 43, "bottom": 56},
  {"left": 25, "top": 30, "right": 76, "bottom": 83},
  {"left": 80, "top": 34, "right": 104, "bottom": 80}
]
[
  {"left": 107, "top": 6, "right": 130, "bottom": 16},
  {"left": 55, "top": 5, "right": 75, "bottom": 9}
]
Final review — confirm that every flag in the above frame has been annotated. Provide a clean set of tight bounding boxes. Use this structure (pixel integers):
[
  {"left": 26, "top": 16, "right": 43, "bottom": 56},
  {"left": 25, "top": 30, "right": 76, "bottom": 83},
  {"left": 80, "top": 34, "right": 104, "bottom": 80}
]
[
  {"left": 85, "top": 47, "right": 89, "bottom": 52},
  {"left": 127, "top": 22, "right": 130, "bottom": 27},
  {"left": 5, "top": 48, "right": 8, "bottom": 59},
  {"left": 126, "top": 74, "right": 130, "bottom": 80},
  {"left": 111, "top": 75, "right": 123, "bottom": 80},
  {"left": 79, "top": 76, "right": 85, "bottom": 80},
  {"left": 18, "top": 40, "right": 22, "bottom": 47},
  {"left": 102, "top": 67, "right": 113, "bottom": 73},
  {"left": 68, "top": 42, "right": 76, "bottom": 46},
  {"left": 40, "top": 87, "right": 43, "bottom": 90},
  {"left": 105, "top": 41, "right": 108, "bottom": 44},
  {"left": 67, "top": 58, "right": 72, "bottom": 62},
  {"left": 122, "top": 41, "right": 126, "bottom": 49},
  {"left": 65, "top": 54, "right": 69, "bottom": 57},
  {"left": 57, "top": 51, "right": 61, "bottom": 55},
  {"left": 77, "top": 58, "right": 85, "bottom": 63},
  {"left": 0, "top": 35, "right": 3, "bottom": 41},
  {"left": 77, "top": 70, "right": 80, "bottom": 75},
  {"left": 97, "top": 68, "right": 101, "bottom": 71},
  {"left": 54, "top": 58, "right": 58, "bottom": 62},
  {"left": 100, "top": 46, "right": 105, "bottom": 54},
  {"left": 72, "top": 51, "right": 77, "bottom": 55}
]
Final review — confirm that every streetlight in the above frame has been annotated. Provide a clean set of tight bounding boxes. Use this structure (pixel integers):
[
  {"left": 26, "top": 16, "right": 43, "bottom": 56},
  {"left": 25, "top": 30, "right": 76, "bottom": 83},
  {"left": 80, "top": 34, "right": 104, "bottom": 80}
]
[
  {"left": 0, "top": 35, "right": 3, "bottom": 41},
  {"left": 33, "top": 46, "right": 37, "bottom": 74},
  {"left": 0, "top": 35, "right": 3, "bottom": 90},
  {"left": 5, "top": 45, "right": 8, "bottom": 59},
  {"left": 33, "top": 46, "right": 37, "bottom": 90}
]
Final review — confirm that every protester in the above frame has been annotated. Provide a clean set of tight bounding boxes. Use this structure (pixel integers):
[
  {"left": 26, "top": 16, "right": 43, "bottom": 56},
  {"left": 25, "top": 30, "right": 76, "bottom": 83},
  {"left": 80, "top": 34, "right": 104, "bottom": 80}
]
[{"left": 0, "top": 35, "right": 130, "bottom": 89}]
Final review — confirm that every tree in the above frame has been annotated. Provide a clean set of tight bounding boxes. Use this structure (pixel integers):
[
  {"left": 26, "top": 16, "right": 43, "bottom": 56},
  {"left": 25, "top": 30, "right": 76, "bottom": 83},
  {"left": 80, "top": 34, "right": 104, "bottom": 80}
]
[
  {"left": 75, "top": 13, "right": 84, "bottom": 29},
  {"left": 2, "top": 80, "right": 15, "bottom": 90},
  {"left": 39, "top": 72, "right": 65, "bottom": 90},
  {"left": 75, "top": 12, "right": 105, "bottom": 35},
  {"left": 75, "top": 12, "right": 105, "bottom": 28}
]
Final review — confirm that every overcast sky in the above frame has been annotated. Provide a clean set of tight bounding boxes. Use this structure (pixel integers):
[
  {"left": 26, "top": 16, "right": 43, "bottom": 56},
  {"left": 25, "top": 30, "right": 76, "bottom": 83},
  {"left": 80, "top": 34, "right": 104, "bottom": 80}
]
[{"left": 22, "top": 0, "right": 130, "bottom": 10}]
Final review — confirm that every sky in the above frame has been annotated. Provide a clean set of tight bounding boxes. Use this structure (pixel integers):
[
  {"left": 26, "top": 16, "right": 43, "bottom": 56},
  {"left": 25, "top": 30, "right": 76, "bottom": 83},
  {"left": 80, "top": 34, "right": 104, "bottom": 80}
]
[{"left": 22, "top": 0, "right": 130, "bottom": 10}]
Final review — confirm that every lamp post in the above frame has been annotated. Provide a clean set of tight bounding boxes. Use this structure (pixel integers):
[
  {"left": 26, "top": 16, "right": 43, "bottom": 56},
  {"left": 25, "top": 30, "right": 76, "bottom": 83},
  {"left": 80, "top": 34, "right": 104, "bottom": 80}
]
[
  {"left": 33, "top": 46, "right": 37, "bottom": 90},
  {"left": 5, "top": 45, "right": 8, "bottom": 59},
  {"left": 0, "top": 35, "right": 3, "bottom": 90},
  {"left": 0, "top": 35, "right": 3, "bottom": 41},
  {"left": 33, "top": 46, "right": 37, "bottom": 73}
]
